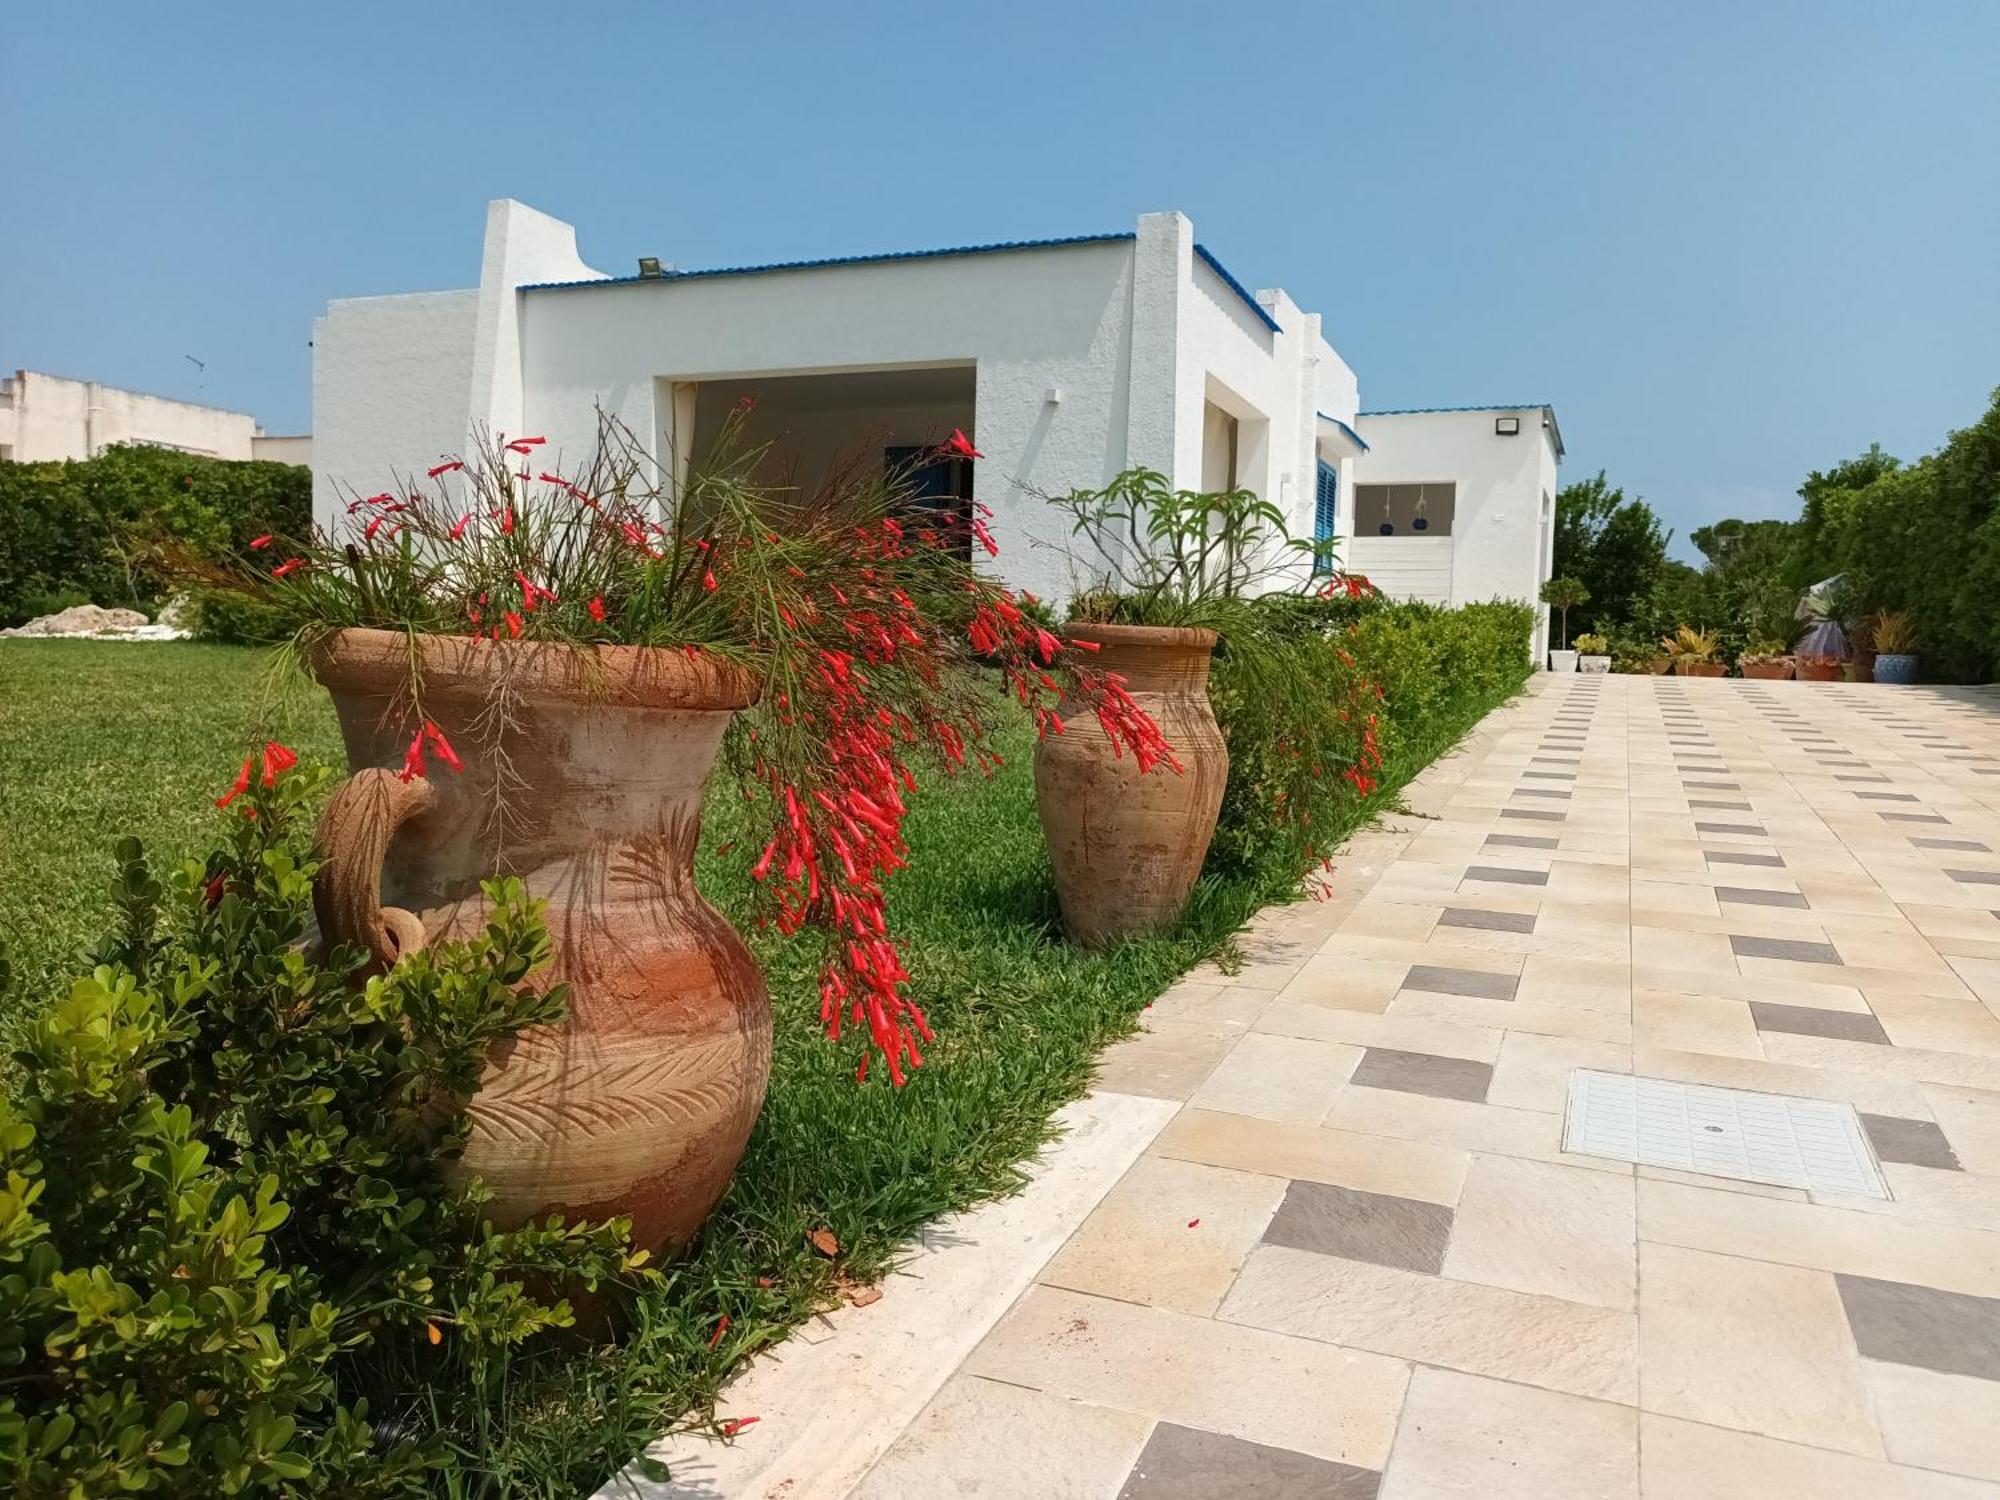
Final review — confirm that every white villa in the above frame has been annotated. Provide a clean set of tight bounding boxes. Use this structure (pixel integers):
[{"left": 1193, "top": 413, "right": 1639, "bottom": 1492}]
[{"left": 313, "top": 199, "right": 1558, "bottom": 655}]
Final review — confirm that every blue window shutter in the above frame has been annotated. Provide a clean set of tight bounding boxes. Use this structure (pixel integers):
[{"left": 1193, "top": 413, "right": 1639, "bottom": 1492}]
[{"left": 1313, "top": 460, "right": 1340, "bottom": 569}]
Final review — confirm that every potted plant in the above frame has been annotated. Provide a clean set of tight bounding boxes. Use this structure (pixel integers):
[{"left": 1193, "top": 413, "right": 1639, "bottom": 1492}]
[
  {"left": 1043, "top": 470, "right": 1381, "bottom": 946},
  {"left": 1870, "top": 609, "right": 1919, "bottom": 683},
  {"left": 1573, "top": 632, "right": 1611, "bottom": 673},
  {"left": 1737, "top": 636, "right": 1795, "bottom": 680},
  {"left": 219, "top": 416, "right": 1171, "bottom": 1253},
  {"left": 1665, "top": 625, "right": 1726, "bottom": 677},
  {"left": 1540, "top": 576, "right": 1590, "bottom": 672},
  {"left": 1794, "top": 587, "right": 1848, "bottom": 681}
]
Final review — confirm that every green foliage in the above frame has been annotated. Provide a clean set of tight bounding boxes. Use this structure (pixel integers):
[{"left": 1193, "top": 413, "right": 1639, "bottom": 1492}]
[
  {"left": 0, "top": 446, "right": 309, "bottom": 629},
  {"left": 1573, "top": 633, "right": 1608, "bottom": 655},
  {"left": 1, "top": 763, "right": 646, "bottom": 1495},
  {"left": 1538, "top": 576, "right": 1589, "bottom": 649},
  {"left": 1551, "top": 472, "right": 1670, "bottom": 636}
]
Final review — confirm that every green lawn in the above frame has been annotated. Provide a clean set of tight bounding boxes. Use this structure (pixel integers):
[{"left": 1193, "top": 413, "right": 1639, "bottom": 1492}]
[{"left": 0, "top": 637, "right": 1517, "bottom": 1495}]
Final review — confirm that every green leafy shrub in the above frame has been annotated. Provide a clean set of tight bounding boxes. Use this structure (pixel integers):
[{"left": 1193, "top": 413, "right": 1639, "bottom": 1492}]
[
  {"left": 0, "top": 756, "right": 647, "bottom": 1496},
  {"left": 0, "top": 446, "right": 308, "bottom": 628},
  {"left": 1573, "top": 633, "right": 1608, "bottom": 655}
]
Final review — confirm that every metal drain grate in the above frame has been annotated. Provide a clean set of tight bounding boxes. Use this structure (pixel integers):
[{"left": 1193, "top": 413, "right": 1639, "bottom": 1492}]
[{"left": 1562, "top": 1070, "right": 1889, "bottom": 1198}]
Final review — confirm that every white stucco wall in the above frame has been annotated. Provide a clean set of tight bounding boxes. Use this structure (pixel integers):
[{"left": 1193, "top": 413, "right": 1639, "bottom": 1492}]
[
  {"left": 312, "top": 289, "right": 480, "bottom": 524},
  {"left": 251, "top": 433, "right": 312, "bottom": 466},
  {"left": 0, "top": 370, "right": 261, "bottom": 461},
  {"left": 1349, "top": 407, "right": 1561, "bottom": 661}
]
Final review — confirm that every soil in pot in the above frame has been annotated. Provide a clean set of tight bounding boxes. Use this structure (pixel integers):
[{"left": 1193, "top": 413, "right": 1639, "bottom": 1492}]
[
  {"left": 1034, "top": 623, "right": 1226, "bottom": 948},
  {"left": 309, "top": 627, "right": 771, "bottom": 1258}
]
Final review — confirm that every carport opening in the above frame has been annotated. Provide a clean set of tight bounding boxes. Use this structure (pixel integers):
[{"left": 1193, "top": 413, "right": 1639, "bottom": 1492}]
[{"left": 673, "top": 365, "right": 977, "bottom": 546}]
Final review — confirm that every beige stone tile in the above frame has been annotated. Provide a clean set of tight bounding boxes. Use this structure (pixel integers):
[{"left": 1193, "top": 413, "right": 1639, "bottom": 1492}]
[
  {"left": 1864, "top": 1359, "right": 2000, "bottom": 1483},
  {"left": 1637, "top": 1242, "right": 1879, "bottom": 1455},
  {"left": 1323, "top": 1080, "right": 1631, "bottom": 1174},
  {"left": 1637, "top": 1176, "right": 2000, "bottom": 1296},
  {"left": 1039, "top": 1156, "right": 1285, "bottom": 1316},
  {"left": 851, "top": 1373, "right": 1152, "bottom": 1500},
  {"left": 1635, "top": 1165, "right": 1808, "bottom": 1201},
  {"left": 1633, "top": 989, "right": 1765, "bottom": 1058},
  {"left": 1948, "top": 954, "right": 2000, "bottom": 1003},
  {"left": 1274, "top": 953, "right": 1411, "bottom": 1014},
  {"left": 965, "top": 1284, "right": 1410, "bottom": 1470},
  {"left": 1639, "top": 1412, "right": 1998, "bottom": 1500},
  {"left": 1518, "top": 953, "right": 1635, "bottom": 1009},
  {"left": 1091, "top": 1019, "right": 1239, "bottom": 1100},
  {"left": 1630, "top": 1045, "right": 1932, "bottom": 1116},
  {"left": 1336, "top": 898, "right": 1445, "bottom": 941},
  {"left": 1633, "top": 925, "right": 1739, "bottom": 973},
  {"left": 1442, "top": 1154, "right": 1636, "bottom": 1310},
  {"left": 1485, "top": 1033, "right": 1632, "bottom": 1113},
  {"left": 1140, "top": 978, "right": 1277, "bottom": 1028},
  {"left": 1757, "top": 1030, "right": 2000, "bottom": 1092},
  {"left": 1220, "top": 1244, "right": 1637, "bottom": 1403},
  {"left": 1635, "top": 963, "right": 1875, "bottom": 1012},
  {"left": 1922, "top": 1084, "right": 2000, "bottom": 1174},
  {"left": 1377, "top": 1366, "right": 1637, "bottom": 1500},
  {"left": 1253, "top": 997, "right": 1503, "bottom": 1063},
  {"left": 1150, "top": 1107, "right": 1468, "bottom": 1206},
  {"left": 1185, "top": 1031, "right": 1361, "bottom": 1124},
  {"left": 1391, "top": 988, "right": 1633, "bottom": 1045},
  {"left": 1632, "top": 877, "right": 1721, "bottom": 917},
  {"left": 1862, "top": 989, "right": 2000, "bottom": 1057}
]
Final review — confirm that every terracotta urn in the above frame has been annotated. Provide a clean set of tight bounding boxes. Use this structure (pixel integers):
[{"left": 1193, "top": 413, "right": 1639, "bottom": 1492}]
[
  {"left": 1643, "top": 657, "right": 1673, "bottom": 675},
  {"left": 1034, "top": 623, "right": 1227, "bottom": 948},
  {"left": 1676, "top": 661, "right": 1727, "bottom": 678},
  {"left": 1797, "top": 657, "right": 1844, "bottom": 682},
  {"left": 308, "top": 627, "right": 769, "bottom": 1257}
]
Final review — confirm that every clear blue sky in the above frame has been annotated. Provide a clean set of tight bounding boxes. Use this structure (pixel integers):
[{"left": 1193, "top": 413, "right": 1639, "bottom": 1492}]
[{"left": 5, "top": 2, "right": 1996, "bottom": 557}]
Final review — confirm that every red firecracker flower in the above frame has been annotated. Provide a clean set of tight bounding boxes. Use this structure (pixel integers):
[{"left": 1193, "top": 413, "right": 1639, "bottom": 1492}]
[
  {"left": 940, "top": 429, "right": 982, "bottom": 460},
  {"left": 249, "top": 534, "right": 273, "bottom": 550},
  {"left": 216, "top": 754, "right": 254, "bottom": 809},
  {"left": 260, "top": 740, "right": 298, "bottom": 786},
  {"left": 271, "top": 558, "right": 307, "bottom": 578}
]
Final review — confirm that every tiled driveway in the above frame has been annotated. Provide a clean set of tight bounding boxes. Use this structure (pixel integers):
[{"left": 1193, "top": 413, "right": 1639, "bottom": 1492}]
[{"left": 857, "top": 674, "right": 2000, "bottom": 1499}]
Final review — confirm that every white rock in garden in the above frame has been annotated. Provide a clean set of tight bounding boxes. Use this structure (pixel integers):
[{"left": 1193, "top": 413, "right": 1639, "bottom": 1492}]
[{"left": 0, "top": 602, "right": 191, "bottom": 641}]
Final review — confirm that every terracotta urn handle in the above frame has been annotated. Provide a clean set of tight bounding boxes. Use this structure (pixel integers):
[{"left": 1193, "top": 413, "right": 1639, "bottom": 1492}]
[{"left": 313, "top": 767, "right": 436, "bottom": 973}]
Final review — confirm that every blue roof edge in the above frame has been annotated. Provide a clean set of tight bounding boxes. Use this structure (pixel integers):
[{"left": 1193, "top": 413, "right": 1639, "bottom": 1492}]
[
  {"left": 1192, "top": 244, "right": 1282, "bottom": 334},
  {"left": 520, "top": 231, "right": 1137, "bottom": 292},
  {"left": 1316, "top": 412, "right": 1370, "bottom": 451},
  {"left": 1356, "top": 403, "right": 1554, "bottom": 416}
]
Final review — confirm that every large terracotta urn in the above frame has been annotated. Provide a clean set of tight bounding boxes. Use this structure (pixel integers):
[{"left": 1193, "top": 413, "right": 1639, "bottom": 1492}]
[
  {"left": 308, "top": 627, "right": 769, "bottom": 1257},
  {"left": 1034, "top": 623, "right": 1227, "bottom": 948}
]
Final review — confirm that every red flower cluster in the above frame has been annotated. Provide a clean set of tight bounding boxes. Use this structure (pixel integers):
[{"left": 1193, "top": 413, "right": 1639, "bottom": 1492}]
[
  {"left": 398, "top": 721, "right": 465, "bottom": 783},
  {"left": 216, "top": 741, "right": 301, "bottom": 811}
]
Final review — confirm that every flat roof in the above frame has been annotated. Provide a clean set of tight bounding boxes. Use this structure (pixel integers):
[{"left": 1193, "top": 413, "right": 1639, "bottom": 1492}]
[
  {"left": 520, "top": 232, "right": 1136, "bottom": 292},
  {"left": 1357, "top": 403, "right": 1564, "bottom": 460}
]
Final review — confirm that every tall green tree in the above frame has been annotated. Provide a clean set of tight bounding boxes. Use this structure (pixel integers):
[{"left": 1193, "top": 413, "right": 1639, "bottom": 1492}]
[{"left": 1551, "top": 472, "right": 1670, "bottom": 635}]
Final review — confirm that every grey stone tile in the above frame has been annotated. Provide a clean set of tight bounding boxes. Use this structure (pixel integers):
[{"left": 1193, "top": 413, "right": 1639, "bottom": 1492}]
[
  {"left": 1836, "top": 774, "right": 1891, "bottom": 783},
  {"left": 1911, "top": 837, "right": 1989, "bottom": 851},
  {"left": 1731, "top": 933, "right": 1842, "bottom": 965},
  {"left": 1487, "top": 833, "right": 1560, "bottom": 850},
  {"left": 1706, "top": 850, "right": 1784, "bottom": 867},
  {"left": 1403, "top": 964, "right": 1520, "bottom": 1001},
  {"left": 1261, "top": 1179, "right": 1455, "bottom": 1277},
  {"left": 1118, "top": 1421, "right": 1382, "bottom": 1500},
  {"left": 1523, "top": 770, "right": 1576, "bottom": 780},
  {"left": 1514, "top": 788, "right": 1572, "bottom": 800},
  {"left": 1947, "top": 869, "right": 2000, "bottom": 886},
  {"left": 1463, "top": 865, "right": 1549, "bottom": 887},
  {"left": 1683, "top": 780, "right": 1739, "bottom": 790},
  {"left": 1835, "top": 1275, "right": 2000, "bottom": 1382},
  {"left": 1439, "top": 907, "right": 1537, "bottom": 934},
  {"left": 1858, "top": 1113, "right": 1963, "bottom": 1172},
  {"left": 1533, "top": 755, "right": 1579, "bottom": 765},
  {"left": 1749, "top": 1001, "right": 1889, "bottom": 1044},
  {"left": 1857, "top": 791, "right": 1920, "bottom": 803},
  {"left": 1697, "top": 821, "right": 1766, "bottom": 836},
  {"left": 1501, "top": 809, "right": 1565, "bottom": 822},
  {"left": 1716, "top": 886, "right": 1809, "bottom": 908},
  {"left": 1690, "top": 799, "right": 1755, "bottom": 811},
  {"left": 1350, "top": 1046, "right": 1494, "bottom": 1103},
  {"left": 1882, "top": 811, "right": 1950, "bottom": 824}
]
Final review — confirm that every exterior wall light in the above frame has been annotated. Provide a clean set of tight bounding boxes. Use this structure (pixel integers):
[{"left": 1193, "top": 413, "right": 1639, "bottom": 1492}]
[
  {"left": 1495, "top": 415, "right": 1521, "bottom": 436},
  {"left": 637, "top": 257, "right": 665, "bottom": 278}
]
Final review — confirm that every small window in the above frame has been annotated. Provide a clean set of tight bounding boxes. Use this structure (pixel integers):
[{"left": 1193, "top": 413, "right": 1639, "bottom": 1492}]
[{"left": 1355, "top": 481, "right": 1455, "bottom": 537}]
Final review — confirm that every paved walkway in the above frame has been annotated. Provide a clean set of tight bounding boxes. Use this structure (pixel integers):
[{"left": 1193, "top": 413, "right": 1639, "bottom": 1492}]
[{"left": 846, "top": 674, "right": 2000, "bottom": 1499}]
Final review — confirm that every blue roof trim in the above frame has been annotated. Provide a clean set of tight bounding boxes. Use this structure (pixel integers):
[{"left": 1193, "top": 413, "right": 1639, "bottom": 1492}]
[
  {"left": 520, "top": 231, "right": 1137, "bottom": 292},
  {"left": 1316, "top": 412, "right": 1370, "bottom": 451},
  {"left": 1192, "top": 244, "right": 1281, "bottom": 334}
]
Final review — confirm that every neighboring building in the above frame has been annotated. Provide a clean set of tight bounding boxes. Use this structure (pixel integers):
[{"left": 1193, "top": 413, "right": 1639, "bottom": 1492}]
[
  {"left": 311, "top": 198, "right": 1556, "bottom": 649},
  {"left": 0, "top": 369, "right": 310, "bottom": 466},
  {"left": 1348, "top": 405, "right": 1563, "bottom": 662}
]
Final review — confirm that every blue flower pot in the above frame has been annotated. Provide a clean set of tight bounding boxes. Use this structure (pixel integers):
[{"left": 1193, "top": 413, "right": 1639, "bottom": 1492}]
[{"left": 1873, "top": 652, "right": 1919, "bottom": 685}]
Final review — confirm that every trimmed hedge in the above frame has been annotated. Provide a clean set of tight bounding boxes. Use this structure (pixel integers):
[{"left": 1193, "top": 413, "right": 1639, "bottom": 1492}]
[{"left": 0, "top": 445, "right": 309, "bottom": 628}]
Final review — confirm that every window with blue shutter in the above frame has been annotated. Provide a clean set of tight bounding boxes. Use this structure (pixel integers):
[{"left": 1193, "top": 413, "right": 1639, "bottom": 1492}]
[{"left": 1313, "top": 460, "right": 1340, "bottom": 572}]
